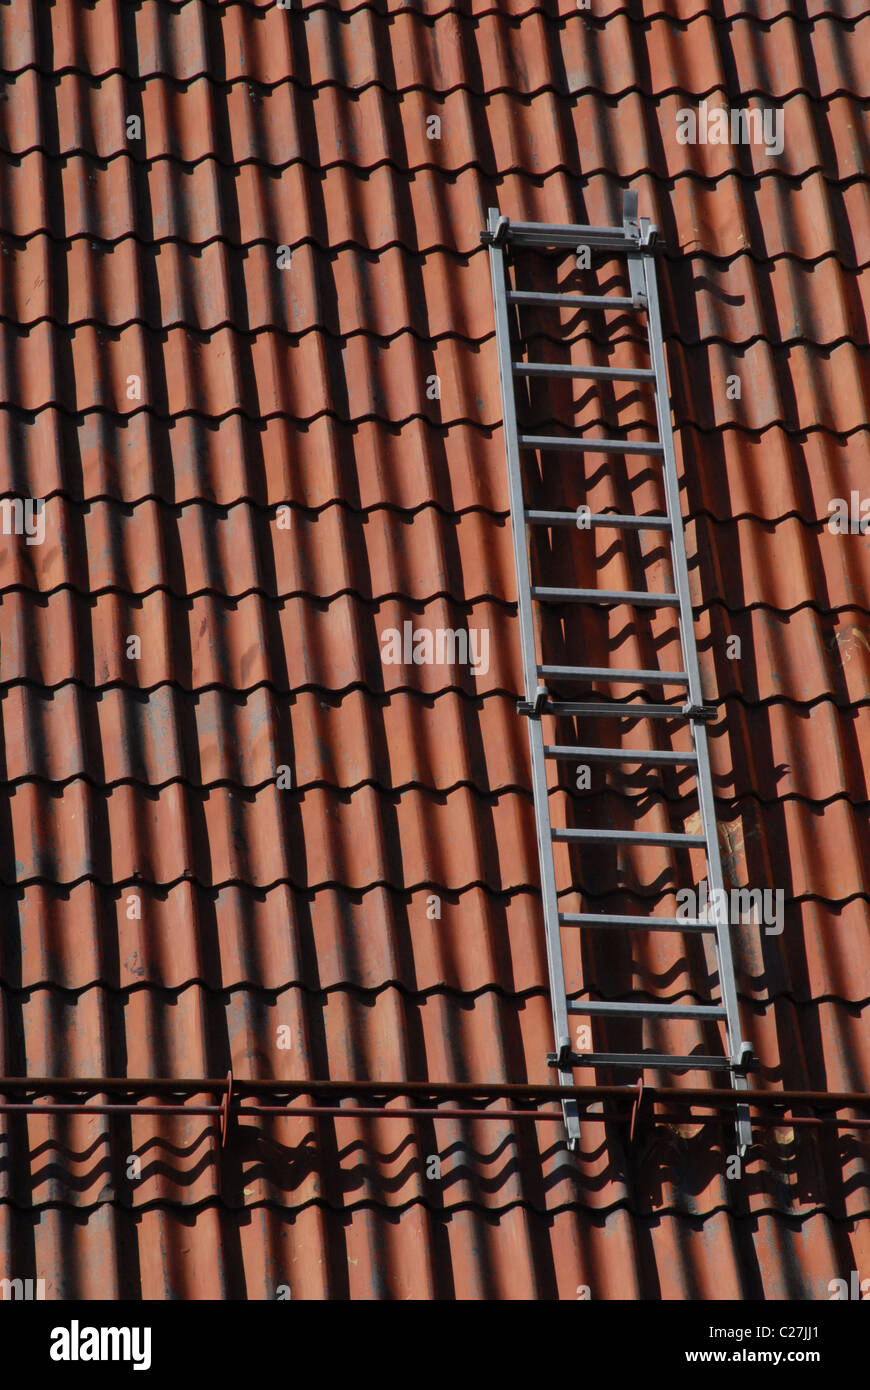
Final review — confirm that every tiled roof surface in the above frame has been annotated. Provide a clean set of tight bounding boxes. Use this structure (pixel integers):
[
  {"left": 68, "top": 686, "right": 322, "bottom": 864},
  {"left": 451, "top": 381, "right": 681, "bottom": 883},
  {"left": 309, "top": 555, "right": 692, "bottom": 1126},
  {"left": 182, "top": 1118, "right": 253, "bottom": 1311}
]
[{"left": 0, "top": 0, "right": 868, "bottom": 1300}]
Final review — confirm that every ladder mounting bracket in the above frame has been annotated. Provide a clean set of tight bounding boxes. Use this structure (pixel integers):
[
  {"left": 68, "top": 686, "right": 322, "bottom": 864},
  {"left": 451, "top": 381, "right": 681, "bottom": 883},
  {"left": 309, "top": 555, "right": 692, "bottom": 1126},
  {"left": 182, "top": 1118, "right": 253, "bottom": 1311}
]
[
  {"left": 733, "top": 1043, "right": 758, "bottom": 1076},
  {"left": 683, "top": 702, "right": 717, "bottom": 722},
  {"left": 629, "top": 1078, "right": 648, "bottom": 1143},
  {"left": 517, "top": 686, "right": 548, "bottom": 718},
  {"left": 622, "top": 190, "right": 640, "bottom": 241},
  {"left": 481, "top": 215, "right": 510, "bottom": 246},
  {"left": 546, "top": 1039, "right": 574, "bottom": 1071},
  {"left": 623, "top": 191, "right": 648, "bottom": 307}
]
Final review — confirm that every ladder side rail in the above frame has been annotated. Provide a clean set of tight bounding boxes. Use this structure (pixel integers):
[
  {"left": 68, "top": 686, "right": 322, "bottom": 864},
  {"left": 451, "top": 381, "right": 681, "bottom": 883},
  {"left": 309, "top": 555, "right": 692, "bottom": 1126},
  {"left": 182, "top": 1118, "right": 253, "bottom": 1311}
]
[
  {"left": 486, "top": 209, "right": 539, "bottom": 704},
  {"left": 642, "top": 249, "right": 753, "bottom": 1152},
  {"left": 486, "top": 208, "right": 580, "bottom": 1146},
  {"left": 529, "top": 719, "right": 581, "bottom": 1146}
]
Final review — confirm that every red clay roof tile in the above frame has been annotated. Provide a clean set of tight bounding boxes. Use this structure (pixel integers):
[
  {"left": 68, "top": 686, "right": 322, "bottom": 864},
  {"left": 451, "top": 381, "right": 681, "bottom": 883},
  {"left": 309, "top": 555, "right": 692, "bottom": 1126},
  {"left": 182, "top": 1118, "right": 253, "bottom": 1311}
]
[{"left": 5, "top": 238, "right": 867, "bottom": 348}]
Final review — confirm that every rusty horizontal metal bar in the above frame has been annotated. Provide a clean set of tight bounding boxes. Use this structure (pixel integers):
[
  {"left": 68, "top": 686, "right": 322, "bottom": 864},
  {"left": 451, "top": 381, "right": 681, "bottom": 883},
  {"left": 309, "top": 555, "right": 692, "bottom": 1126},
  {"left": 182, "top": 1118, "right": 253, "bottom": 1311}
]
[
  {"left": 0, "top": 1075, "right": 868, "bottom": 1143},
  {"left": 236, "top": 1105, "right": 870, "bottom": 1130},
  {"left": 0, "top": 1077, "right": 868, "bottom": 1112},
  {"left": 0, "top": 1101, "right": 867, "bottom": 1131}
]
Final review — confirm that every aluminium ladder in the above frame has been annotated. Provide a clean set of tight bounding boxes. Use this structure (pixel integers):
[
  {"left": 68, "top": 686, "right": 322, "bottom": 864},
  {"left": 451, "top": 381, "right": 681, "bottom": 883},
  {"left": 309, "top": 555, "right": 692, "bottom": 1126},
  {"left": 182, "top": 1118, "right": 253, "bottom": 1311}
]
[{"left": 482, "top": 196, "right": 755, "bottom": 1153}]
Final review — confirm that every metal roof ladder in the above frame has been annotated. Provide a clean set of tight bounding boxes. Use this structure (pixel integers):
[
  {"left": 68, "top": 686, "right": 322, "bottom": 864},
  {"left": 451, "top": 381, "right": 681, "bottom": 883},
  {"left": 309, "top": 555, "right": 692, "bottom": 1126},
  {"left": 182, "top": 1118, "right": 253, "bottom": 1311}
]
[{"left": 482, "top": 197, "right": 755, "bottom": 1155}]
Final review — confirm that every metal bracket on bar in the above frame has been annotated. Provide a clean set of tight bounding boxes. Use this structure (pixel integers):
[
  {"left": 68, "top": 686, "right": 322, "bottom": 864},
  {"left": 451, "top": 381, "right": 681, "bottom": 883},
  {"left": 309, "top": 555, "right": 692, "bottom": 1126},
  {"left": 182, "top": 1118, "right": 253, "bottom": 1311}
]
[
  {"left": 517, "top": 685, "right": 548, "bottom": 718},
  {"left": 480, "top": 215, "right": 510, "bottom": 247},
  {"left": 546, "top": 1038, "right": 574, "bottom": 1071},
  {"left": 683, "top": 702, "right": 717, "bottom": 722},
  {"left": 639, "top": 216, "right": 657, "bottom": 249},
  {"left": 623, "top": 191, "right": 647, "bottom": 309},
  {"left": 629, "top": 1078, "right": 647, "bottom": 1142},
  {"left": 219, "top": 1067, "right": 233, "bottom": 1148},
  {"left": 622, "top": 190, "right": 639, "bottom": 239},
  {"left": 733, "top": 1043, "right": 758, "bottom": 1076}
]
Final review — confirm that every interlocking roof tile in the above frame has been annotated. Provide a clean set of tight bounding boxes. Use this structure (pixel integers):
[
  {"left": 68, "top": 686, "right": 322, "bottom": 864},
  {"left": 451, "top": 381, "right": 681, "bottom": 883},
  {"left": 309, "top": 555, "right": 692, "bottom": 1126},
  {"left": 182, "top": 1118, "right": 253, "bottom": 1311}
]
[
  {"left": 0, "top": 324, "right": 865, "bottom": 432},
  {"left": 5, "top": 500, "right": 870, "bottom": 615},
  {"left": 3, "top": 4, "right": 865, "bottom": 89},
  {"left": 2, "top": 683, "right": 868, "bottom": 807},
  {"left": 4, "top": 239, "right": 867, "bottom": 347},
  {"left": 0, "top": 0, "right": 868, "bottom": 1302},
  {"left": 2, "top": 157, "right": 868, "bottom": 268},
  {"left": 4, "top": 80, "right": 868, "bottom": 182}
]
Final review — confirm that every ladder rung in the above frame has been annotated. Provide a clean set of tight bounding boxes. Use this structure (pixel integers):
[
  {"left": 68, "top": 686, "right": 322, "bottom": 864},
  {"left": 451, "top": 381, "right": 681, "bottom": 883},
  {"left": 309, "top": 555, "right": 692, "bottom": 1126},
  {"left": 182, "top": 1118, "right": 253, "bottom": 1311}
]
[
  {"left": 545, "top": 745, "right": 698, "bottom": 766},
  {"left": 570, "top": 1052, "right": 733, "bottom": 1071},
  {"left": 552, "top": 827, "right": 706, "bottom": 848},
  {"left": 500, "top": 221, "right": 643, "bottom": 248},
  {"left": 568, "top": 999, "right": 726, "bottom": 1021},
  {"left": 532, "top": 586, "right": 679, "bottom": 608},
  {"left": 525, "top": 509, "right": 670, "bottom": 530},
  {"left": 514, "top": 362, "right": 656, "bottom": 383},
  {"left": 519, "top": 434, "right": 664, "bottom": 455},
  {"left": 559, "top": 912, "right": 714, "bottom": 933},
  {"left": 538, "top": 665, "right": 688, "bottom": 685},
  {"left": 544, "top": 701, "right": 688, "bottom": 719},
  {"left": 506, "top": 291, "right": 638, "bottom": 310}
]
